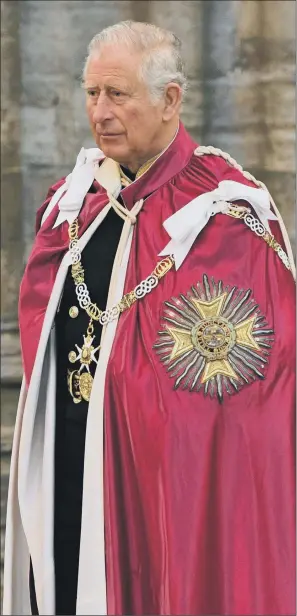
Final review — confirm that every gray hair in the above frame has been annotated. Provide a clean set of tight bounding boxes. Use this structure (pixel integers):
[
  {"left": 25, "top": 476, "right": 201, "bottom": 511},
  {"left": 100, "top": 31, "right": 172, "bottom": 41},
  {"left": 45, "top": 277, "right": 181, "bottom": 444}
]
[{"left": 83, "top": 20, "right": 187, "bottom": 103}]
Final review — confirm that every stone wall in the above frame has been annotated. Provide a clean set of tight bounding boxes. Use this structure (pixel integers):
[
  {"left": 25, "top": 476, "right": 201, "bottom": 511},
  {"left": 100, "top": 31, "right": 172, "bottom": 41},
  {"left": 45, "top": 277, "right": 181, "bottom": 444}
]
[
  {"left": 1, "top": 0, "right": 295, "bottom": 382},
  {"left": 1, "top": 0, "right": 23, "bottom": 383}
]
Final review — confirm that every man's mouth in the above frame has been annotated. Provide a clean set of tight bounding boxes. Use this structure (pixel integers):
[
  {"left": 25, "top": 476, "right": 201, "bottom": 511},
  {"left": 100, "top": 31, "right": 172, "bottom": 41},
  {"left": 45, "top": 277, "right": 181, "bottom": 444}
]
[{"left": 99, "top": 133, "right": 122, "bottom": 138}]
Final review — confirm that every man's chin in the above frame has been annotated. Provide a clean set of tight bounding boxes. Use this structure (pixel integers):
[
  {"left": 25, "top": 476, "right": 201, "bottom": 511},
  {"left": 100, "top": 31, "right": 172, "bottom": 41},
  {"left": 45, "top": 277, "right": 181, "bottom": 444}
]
[{"left": 97, "top": 141, "right": 128, "bottom": 165}]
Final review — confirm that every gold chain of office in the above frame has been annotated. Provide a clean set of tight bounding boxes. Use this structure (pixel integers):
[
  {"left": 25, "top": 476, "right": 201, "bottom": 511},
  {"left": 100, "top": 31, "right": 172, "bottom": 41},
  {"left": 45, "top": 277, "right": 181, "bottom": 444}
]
[
  {"left": 66, "top": 215, "right": 174, "bottom": 403},
  {"left": 69, "top": 217, "right": 174, "bottom": 324}
]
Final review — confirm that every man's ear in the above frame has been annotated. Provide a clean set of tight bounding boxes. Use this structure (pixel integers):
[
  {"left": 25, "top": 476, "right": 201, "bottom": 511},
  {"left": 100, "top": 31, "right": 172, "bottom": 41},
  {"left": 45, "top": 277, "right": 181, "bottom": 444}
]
[{"left": 162, "top": 83, "right": 183, "bottom": 121}]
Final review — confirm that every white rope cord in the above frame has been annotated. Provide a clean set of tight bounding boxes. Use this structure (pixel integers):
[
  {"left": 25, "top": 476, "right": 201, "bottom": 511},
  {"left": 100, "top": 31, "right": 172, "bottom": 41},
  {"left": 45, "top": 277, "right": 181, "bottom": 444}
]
[
  {"left": 102, "top": 196, "right": 144, "bottom": 319},
  {"left": 120, "top": 176, "right": 131, "bottom": 188},
  {"left": 107, "top": 191, "right": 138, "bottom": 224},
  {"left": 195, "top": 145, "right": 296, "bottom": 280},
  {"left": 100, "top": 198, "right": 144, "bottom": 341},
  {"left": 111, "top": 198, "right": 144, "bottom": 277}
]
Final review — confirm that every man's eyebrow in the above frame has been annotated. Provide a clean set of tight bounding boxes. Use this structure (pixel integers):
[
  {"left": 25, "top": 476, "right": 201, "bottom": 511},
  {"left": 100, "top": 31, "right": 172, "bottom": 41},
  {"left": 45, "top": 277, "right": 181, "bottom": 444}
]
[
  {"left": 106, "top": 84, "right": 126, "bottom": 91},
  {"left": 80, "top": 82, "right": 130, "bottom": 93},
  {"left": 81, "top": 83, "right": 100, "bottom": 90}
]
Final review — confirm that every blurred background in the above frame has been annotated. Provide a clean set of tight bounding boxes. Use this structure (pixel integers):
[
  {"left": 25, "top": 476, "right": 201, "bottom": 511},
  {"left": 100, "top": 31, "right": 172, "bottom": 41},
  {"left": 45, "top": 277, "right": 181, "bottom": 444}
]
[{"left": 1, "top": 0, "right": 295, "bottom": 604}]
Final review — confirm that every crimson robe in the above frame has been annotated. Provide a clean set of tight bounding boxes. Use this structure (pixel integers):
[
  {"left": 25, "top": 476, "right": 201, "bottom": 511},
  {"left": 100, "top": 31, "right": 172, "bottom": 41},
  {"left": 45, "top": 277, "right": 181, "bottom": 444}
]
[{"left": 19, "top": 123, "right": 295, "bottom": 615}]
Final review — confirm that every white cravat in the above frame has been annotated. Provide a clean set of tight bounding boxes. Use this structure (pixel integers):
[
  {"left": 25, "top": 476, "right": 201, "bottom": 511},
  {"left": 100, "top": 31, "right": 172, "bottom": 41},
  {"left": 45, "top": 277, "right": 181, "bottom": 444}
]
[{"left": 41, "top": 147, "right": 104, "bottom": 228}]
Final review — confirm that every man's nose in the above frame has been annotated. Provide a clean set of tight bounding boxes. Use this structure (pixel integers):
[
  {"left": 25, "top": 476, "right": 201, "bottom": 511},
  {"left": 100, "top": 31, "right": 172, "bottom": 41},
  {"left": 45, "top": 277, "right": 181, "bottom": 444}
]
[{"left": 92, "top": 92, "right": 113, "bottom": 124}]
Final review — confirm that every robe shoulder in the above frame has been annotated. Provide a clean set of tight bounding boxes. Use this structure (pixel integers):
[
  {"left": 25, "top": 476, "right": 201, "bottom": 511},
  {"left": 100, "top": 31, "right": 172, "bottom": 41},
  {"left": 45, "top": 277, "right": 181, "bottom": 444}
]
[
  {"left": 177, "top": 149, "right": 288, "bottom": 252},
  {"left": 183, "top": 149, "right": 258, "bottom": 192},
  {"left": 35, "top": 177, "right": 66, "bottom": 234}
]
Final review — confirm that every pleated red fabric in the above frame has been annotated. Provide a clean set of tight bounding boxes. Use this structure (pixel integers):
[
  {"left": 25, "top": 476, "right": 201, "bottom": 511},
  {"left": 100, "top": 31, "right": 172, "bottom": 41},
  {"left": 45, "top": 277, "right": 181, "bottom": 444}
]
[{"left": 19, "top": 124, "right": 295, "bottom": 615}]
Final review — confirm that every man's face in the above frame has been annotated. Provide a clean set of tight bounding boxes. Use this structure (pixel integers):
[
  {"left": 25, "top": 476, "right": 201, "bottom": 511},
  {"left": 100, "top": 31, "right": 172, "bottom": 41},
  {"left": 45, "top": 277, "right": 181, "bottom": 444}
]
[{"left": 84, "top": 46, "right": 169, "bottom": 172}]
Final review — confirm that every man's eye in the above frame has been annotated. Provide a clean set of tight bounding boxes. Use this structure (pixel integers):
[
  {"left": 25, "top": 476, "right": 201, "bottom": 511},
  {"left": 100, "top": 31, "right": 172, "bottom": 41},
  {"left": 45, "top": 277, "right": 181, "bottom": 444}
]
[
  {"left": 110, "top": 90, "right": 123, "bottom": 98},
  {"left": 87, "top": 90, "right": 98, "bottom": 98}
]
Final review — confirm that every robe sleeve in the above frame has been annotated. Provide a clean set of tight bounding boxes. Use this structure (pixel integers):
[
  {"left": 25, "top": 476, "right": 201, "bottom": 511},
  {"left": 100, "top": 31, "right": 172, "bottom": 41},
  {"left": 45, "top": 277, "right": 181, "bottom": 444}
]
[{"left": 35, "top": 177, "right": 66, "bottom": 235}]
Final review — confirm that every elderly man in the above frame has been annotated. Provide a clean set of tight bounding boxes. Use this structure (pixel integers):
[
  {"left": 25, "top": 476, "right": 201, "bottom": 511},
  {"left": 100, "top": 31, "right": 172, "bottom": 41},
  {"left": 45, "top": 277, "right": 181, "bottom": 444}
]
[{"left": 3, "top": 20, "right": 295, "bottom": 616}]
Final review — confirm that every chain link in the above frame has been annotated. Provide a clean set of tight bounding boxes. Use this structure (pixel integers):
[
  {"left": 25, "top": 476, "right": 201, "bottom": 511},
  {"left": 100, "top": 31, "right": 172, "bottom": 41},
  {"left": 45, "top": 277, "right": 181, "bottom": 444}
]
[
  {"left": 242, "top": 212, "right": 291, "bottom": 270},
  {"left": 134, "top": 275, "right": 158, "bottom": 299},
  {"left": 269, "top": 241, "right": 290, "bottom": 269},
  {"left": 68, "top": 218, "right": 175, "bottom": 326},
  {"left": 243, "top": 213, "right": 266, "bottom": 237},
  {"left": 227, "top": 205, "right": 291, "bottom": 271},
  {"left": 99, "top": 304, "right": 121, "bottom": 326},
  {"left": 76, "top": 283, "right": 91, "bottom": 308}
]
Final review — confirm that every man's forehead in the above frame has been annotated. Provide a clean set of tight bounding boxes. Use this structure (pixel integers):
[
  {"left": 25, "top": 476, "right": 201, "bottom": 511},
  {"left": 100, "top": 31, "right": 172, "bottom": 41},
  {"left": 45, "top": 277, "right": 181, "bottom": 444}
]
[{"left": 85, "top": 47, "right": 141, "bottom": 80}]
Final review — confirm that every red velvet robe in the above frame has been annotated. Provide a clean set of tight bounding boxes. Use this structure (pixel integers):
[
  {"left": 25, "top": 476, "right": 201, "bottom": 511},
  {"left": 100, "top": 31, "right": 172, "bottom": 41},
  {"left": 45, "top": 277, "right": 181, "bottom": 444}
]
[{"left": 19, "top": 124, "right": 295, "bottom": 615}]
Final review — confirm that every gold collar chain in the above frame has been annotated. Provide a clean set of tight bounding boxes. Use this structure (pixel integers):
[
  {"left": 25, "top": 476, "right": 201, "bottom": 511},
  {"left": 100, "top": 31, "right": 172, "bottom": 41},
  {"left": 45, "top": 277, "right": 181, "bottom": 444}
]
[
  {"left": 226, "top": 204, "right": 291, "bottom": 270},
  {"left": 66, "top": 170, "right": 174, "bottom": 404},
  {"left": 68, "top": 214, "right": 174, "bottom": 326},
  {"left": 67, "top": 213, "right": 174, "bottom": 404}
]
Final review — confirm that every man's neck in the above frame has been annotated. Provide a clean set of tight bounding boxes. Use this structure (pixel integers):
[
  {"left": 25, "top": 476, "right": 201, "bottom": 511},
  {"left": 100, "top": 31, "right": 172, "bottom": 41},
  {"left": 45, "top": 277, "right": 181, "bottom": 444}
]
[
  {"left": 120, "top": 165, "right": 136, "bottom": 182},
  {"left": 123, "top": 121, "right": 179, "bottom": 176}
]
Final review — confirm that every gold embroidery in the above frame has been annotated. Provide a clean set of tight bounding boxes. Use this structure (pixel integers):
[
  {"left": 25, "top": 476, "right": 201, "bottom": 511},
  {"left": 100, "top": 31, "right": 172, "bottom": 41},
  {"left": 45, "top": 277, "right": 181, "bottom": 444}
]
[{"left": 154, "top": 274, "right": 274, "bottom": 402}]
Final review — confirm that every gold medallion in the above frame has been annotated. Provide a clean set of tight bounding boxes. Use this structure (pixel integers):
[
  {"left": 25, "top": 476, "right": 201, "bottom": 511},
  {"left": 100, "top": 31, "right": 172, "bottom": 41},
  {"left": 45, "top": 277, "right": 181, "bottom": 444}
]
[
  {"left": 192, "top": 316, "right": 236, "bottom": 360},
  {"left": 67, "top": 320, "right": 101, "bottom": 404},
  {"left": 79, "top": 372, "right": 93, "bottom": 402},
  {"left": 69, "top": 306, "right": 79, "bottom": 318},
  {"left": 68, "top": 350, "right": 77, "bottom": 363}
]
